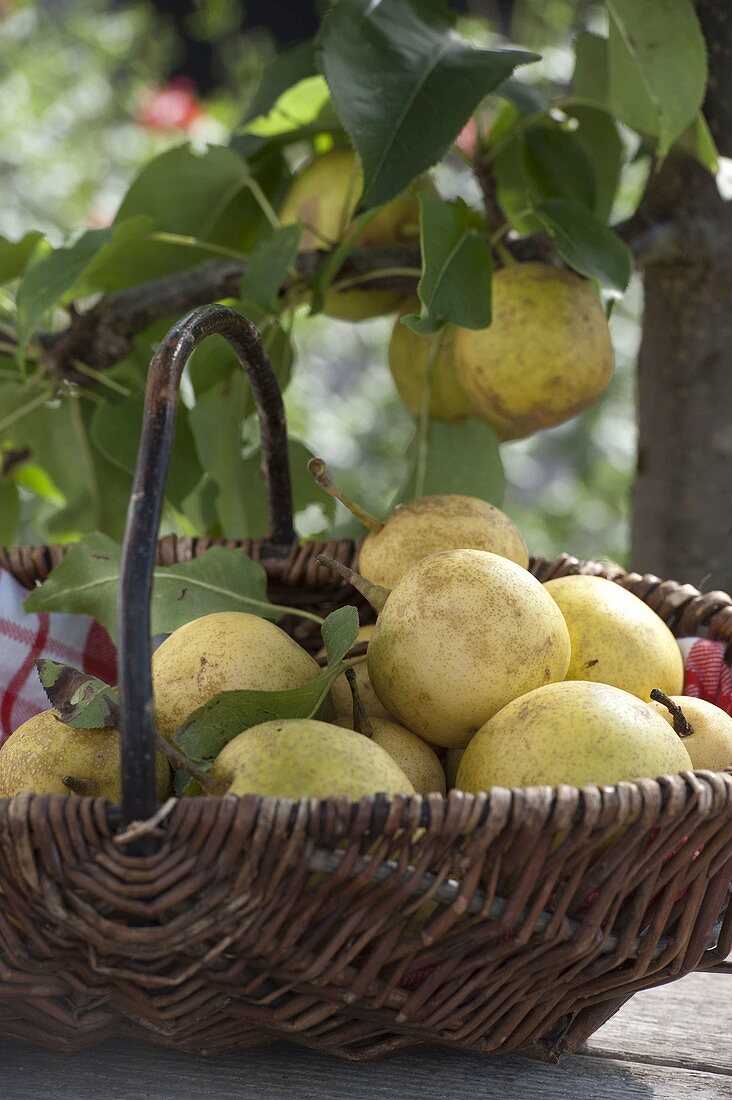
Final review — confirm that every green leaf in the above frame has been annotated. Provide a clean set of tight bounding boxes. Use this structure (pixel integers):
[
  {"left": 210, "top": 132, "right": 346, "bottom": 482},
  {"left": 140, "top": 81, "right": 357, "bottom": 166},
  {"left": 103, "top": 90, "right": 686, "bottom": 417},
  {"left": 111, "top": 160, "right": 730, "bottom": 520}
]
[
  {"left": 109, "top": 144, "right": 287, "bottom": 279},
  {"left": 607, "top": 0, "right": 707, "bottom": 157},
  {"left": 15, "top": 228, "right": 111, "bottom": 357},
  {"left": 25, "top": 536, "right": 278, "bottom": 643},
  {"left": 407, "top": 194, "right": 492, "bottom": 335},
  {"left": 568, "top": 107, "right": 624, "bottom": 222},
  {"left": 677, "top": 112, "right": 719, "bottom": 174},
  {"left": 234, "top": 76, "right": 342, "bottom": 161},
  {"left": 90, "top": 393, "right": 202, "bottom": 511},
  {"left": 319, "top": 0, "right": 538, "bottom": 207},
  {"left": 175, "top": 667, "right": 343, "bottom": 763},
  {"left": 240, "top": 225, "right": 302, "bottom": 313},
  {"left": 189, "top": 372, "right": 252, "bottom": 537},
  {"left": 524, "top": 126, "right": 596, "bottom": 210},
  {"left": 400, "top": 419, "right": 505, "bottom": 504},
  {"left": 238, "top": 439, "right": 339, "bottom": 539},
  {"left": 36, "top": 660, "right": 119, "bottom": 729},
  {"left": 0, "top": 231, "right": 44, "bottom": 285},
  {"left": 572, "top": 32, "right": 608, "bottom": 106},
  {"left": 242, "top": 41, "right": 317, "bottom": 125},
  {"left": 533, "top": 199, "right": 632, "bottom": 296},
  {"left": 320, "top": 605, "right": 360, "bottom": 667},
  {"left": 0, "top": 479, "right": 20, "bottom": 544}
]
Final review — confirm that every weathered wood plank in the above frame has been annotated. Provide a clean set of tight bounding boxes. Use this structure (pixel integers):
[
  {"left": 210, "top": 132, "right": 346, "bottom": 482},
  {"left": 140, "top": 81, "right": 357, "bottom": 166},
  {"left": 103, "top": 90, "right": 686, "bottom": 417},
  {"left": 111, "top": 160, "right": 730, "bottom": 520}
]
[
  {"left": 1, "top": 1039, "right": 729, "bottom": 1100},
  {"left": 588, "top": 970, "right": 732, "bottom": 1076}
]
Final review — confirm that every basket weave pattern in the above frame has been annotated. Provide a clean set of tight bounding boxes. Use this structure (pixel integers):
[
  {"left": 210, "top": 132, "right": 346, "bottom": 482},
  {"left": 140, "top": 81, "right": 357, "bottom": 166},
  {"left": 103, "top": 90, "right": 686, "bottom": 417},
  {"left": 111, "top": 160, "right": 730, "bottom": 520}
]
[{"left": 1, "top": 539, "right": 731, "bottom": 1061}]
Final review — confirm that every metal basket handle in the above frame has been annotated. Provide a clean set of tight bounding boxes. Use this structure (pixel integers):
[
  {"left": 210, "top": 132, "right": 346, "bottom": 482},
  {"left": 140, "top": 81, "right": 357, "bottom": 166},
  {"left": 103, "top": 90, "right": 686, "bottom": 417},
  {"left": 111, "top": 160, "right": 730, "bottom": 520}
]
[{"left": 117, "top": 304, "right": 295, "bottom": 830}]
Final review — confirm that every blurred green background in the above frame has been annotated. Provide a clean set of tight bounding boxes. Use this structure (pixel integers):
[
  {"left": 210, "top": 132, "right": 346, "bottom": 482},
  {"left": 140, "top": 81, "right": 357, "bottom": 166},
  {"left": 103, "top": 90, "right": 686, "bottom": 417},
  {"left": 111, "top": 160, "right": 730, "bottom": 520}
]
[{"left": 0, "top": 0, "right": 640, "bottom": 564}]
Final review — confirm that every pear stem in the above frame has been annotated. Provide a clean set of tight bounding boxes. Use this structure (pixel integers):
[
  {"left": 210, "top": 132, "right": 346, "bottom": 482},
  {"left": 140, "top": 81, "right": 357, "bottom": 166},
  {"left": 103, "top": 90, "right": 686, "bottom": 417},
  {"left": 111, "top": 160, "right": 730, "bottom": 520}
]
[
  {"left": 345, "top": 667, "right": 374, "bottom": 739},
  {"left": 650, "top": 689, "right": 695, "bottom": 738},
  {"left": 62, "top": 775, "right": 99, "bottom": 796},
  {"left": 316, "top": 554, "right": 390, "bottom": 613},
  {"left": 307, "top": 458, "right": 384, "bottom": 534},
  {"left": 156, "top": 733, "right": 226, "bottom": 795}
]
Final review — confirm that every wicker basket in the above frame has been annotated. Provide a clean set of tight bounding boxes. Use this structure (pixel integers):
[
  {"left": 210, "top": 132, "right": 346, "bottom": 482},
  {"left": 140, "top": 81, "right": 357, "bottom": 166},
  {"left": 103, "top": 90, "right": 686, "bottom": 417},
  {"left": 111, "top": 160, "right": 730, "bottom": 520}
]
[{"left": 0, "top": 305, "right": 730, "bottom": 1063}]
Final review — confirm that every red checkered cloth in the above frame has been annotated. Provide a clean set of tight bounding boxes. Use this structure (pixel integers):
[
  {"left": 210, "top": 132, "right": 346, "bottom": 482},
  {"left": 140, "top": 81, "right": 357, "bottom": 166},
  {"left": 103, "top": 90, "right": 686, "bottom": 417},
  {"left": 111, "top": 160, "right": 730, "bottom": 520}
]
[
  {"left": 0, "top": 567, "right": 116, "bottom": 745},
  {"left": 678, "top": 636, "right": 732, "bottom": 713}
]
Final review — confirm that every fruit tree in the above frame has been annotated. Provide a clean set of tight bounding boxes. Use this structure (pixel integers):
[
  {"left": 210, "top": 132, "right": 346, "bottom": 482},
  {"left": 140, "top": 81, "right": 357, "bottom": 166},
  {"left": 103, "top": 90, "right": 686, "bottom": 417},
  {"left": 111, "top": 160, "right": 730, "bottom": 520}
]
[{"left": 0, "top": 0, "right": 729, "bottom": 588}]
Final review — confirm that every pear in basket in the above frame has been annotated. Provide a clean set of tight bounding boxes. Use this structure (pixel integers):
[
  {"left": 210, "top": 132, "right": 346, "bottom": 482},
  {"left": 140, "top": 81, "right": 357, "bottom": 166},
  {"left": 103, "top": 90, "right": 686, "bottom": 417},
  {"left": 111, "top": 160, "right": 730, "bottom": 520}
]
[
  {"left": 650, "top": 692, "right": 732, "bottom": 771},
  {"left": 456, "top": 681, "right": 692, "bottom": 792},
  {"left": 0, "top": 709, "right": 171, "bottom": 801},
  {"left": 209, "top": 718, "right": 414, "bottom": 799},
  {"left": 152, "top": 611, "right": 320, "bottom": 738},
  {"left": 319, "top": 548, "right": 571, "bottom": 749},
  {"left": 308, "top": 458, "right": 529, "bottom": 589},
  {"left": 544, "top": 574, "right": 684, "bottom": 701},
  {"left": 335, "top": 669, "right": 445, "bottom": 797}
]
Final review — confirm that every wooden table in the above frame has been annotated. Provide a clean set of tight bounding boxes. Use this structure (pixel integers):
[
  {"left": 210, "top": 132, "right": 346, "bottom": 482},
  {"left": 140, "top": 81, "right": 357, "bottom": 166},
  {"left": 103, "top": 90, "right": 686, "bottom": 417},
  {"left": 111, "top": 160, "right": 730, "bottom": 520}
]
[{"left": 2, "top": 968, "right": 730, "bottom": 1099}]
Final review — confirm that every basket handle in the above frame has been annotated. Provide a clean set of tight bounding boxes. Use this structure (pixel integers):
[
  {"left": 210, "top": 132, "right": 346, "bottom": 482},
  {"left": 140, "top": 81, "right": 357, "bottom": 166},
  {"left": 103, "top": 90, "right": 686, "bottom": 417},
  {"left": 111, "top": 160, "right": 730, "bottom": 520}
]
[{"left": 117, "top": 304, "right": 295, "bottom": 830}]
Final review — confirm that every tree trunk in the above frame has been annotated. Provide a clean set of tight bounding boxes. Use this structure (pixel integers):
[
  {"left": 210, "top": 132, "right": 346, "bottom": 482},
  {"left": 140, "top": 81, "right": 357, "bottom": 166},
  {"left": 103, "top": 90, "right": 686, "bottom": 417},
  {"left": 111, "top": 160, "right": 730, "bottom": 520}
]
[{"left": 631, "top": 0, "right": 732, "bottom": 591}]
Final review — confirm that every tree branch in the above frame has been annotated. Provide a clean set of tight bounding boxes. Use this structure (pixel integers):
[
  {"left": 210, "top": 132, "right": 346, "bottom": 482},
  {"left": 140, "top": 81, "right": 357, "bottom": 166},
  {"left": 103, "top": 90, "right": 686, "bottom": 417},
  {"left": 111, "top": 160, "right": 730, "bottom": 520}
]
[{"left": 39, "top": 244, "right": 420, "bottom": 384}]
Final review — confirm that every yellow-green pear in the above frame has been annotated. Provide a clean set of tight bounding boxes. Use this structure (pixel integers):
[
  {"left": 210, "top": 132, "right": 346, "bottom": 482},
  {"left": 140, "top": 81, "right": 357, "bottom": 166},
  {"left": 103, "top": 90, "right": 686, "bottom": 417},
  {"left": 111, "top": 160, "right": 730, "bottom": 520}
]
[
  {"left": 0, "top": 709, "right": 171, "bottom": 801},
  {"left": 308, "top": 459, "right": 530, "bottom": 590},
  {"left": 544, "top": 575, "right": 684, "bottom": 701},
  {"left": 388, "top": 300, "right": 471, "bottom": 423},
  {"left": 358, "top": 495, "right": 530, "bottom": 589},
  {"left": 454, "top": 263, "right": 614, "bottom": 440},
  {"left": 367, "top": 549, "right": 571, "bottom": 748},
  {"left": 445, "top": 748, "right": 465, "bottom": 789},
  {"left": 337, "top": 714, "right": 446, "bottom": 796},
  {"left": 211, "top": 718, "right": 415, "bottom": 799},
  {"left": 457, "top": 681, "right": 693, "bottom": 792},
  {"left": 319, "top": 624, "right": 392, "bottom": 720},
  {"left": 279, "top": 148, "right": 430, "bottom": 322},
  {"left": 650, "top": 695, "right": 732, "bottom": 771},
  {"left": 152, "top": 612, "right": 319, "bottom": 738}
]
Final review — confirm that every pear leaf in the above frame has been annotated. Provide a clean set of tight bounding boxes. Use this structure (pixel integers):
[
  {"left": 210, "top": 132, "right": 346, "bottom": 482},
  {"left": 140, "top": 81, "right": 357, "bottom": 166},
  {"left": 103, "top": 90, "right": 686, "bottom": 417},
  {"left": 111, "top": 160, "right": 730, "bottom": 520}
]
[
  {"left": 319, "top": 0, "right": 538, "bottom": 207},
  {"left": 174, "top": 666, "right": 344, "bottom": 763},
  {"left": 36, "top": 659, "right": 119, "bottom": 729},
  {"left": 320, "top": 604, "right": 360, "bottom": 667},
  {"left": 407, "top": 194, "right": 492, "bottom": 335},
  {"left": 24, "top": 534, "right": 278, "bottom": 642}
]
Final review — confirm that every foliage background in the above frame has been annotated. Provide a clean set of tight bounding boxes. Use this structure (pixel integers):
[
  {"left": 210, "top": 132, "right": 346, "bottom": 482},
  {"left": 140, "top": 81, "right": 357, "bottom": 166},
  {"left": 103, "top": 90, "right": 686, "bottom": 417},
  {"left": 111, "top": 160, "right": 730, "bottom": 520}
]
[{"left": 0, "top": 0, "right": 643, "bottom": 564}]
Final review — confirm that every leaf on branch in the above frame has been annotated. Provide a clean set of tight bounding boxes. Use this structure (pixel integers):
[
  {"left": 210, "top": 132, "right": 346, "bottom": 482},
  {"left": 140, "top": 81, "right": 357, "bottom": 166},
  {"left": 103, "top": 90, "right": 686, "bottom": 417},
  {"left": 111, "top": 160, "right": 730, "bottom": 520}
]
[
  {"left": 572, "top": 32, "right": 608, "bottom": 107},
  {"left": 175, "top": 607, "right": 359, "bottom": 762},
  {"left": 110, "top": 144, "right": 285, "bottom": 274},
  {"left": 567, "top": 108, "right": 624, "bottom": 222},
  {"left": 0, "top": 231, "right": 45, "bottom": 286},
  {"left": 90, "top": 393, "right": 202, "bottom": 511},
  {"left": 241, "top": 41, "right": 318, "bottom": 126},
  {"left": 36, "top": 659, "right": 119, "bottom": 729},
  {"left": 24, "top": 535, "right": 278, "bottom": 642},
  {"left": 524, "top": 127, "right": 596, "bottom": 211},
  {"left": 234, "top": 76, "right": 342, "bottom": 161},
  {"left": 534, "top": 199, "right": 632, "bottom": 297},
  {"left": 240, "top": 225, "right": 302, "bottom": 313},
  {"left": 399, "top": 419, "right": 505, "bottom": 505},
  {"left": 407, "top": 194, "right": 492, "bottom": 335},
  {"left": 319, "top": 0, "right": 538, "bottom": 208},
  {"left": 607, "top": 0, "right": 707, "bottom": 158},
  {"left": 15, "top": 228, "right": 111, "bottom": 359},
  {"left": 677, "top": 112, "right": 720, "bottom": 176}
]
